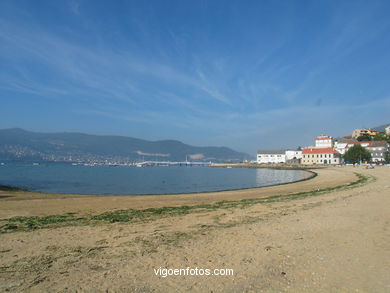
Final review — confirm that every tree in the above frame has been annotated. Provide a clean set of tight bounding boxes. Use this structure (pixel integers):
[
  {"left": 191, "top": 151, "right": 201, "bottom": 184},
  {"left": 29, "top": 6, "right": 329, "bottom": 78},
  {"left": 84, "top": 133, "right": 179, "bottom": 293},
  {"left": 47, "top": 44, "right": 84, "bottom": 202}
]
[
  {"left": 343, "top": 144, "right": 371, "bottom": 164},
  {"left": 357, "top": 134, "right": 372, "bottom": 141},
  {"left": 372, "top": 132, "right": 388, "bottom": 141},
  {"left": 385, "top": 151, "right": 390, "bottom": 163}
]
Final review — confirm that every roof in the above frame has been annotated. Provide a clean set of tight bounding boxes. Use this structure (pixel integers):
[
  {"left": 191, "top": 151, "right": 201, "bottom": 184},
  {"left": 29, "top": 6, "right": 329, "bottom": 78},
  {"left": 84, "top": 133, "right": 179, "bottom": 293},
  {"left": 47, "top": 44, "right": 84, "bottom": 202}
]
[
  {"left": 285, "top": 149, "right": 302, "bottom": 152},
  {"left": 302, "top": 147, "right": 340, "bottom": 154},
  {"left": 367, "top": 141, "right": 388, "bottom": 147},
  {"left": 336, "top": 137, "right": 357, "bottom": 143},
  {"left": 348, "top": 140, "right": 388, "bottom": 147},
  {"left": 348, "top": 141, "right": 371, "bottom": 145},
  {"left": 257, "top": 150, "right": 286, "bottom": 155},
  {"left": 316, "top": 135, "right": 333, "bottom": 140}
]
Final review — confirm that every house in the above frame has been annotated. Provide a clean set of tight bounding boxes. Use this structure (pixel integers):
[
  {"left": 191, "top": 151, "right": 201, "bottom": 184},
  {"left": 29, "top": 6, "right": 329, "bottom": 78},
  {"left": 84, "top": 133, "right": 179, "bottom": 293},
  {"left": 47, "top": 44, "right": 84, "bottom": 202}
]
[
  {"left": 352, "top": 128, "right": 380, "bottom": 139},
  {"left": 301, "top": 148, "right": 341, "bottom": 165},
  {"left": 334, "top": 142, "right": 348, "bottom": 155},
  {"left": 366, "top": 141, "right": 389, "bottom": 162},
  {"left": 285, "top": 150, "right": 302, "bottom": 160},
  {"left": 257, "top": 150, "right": 286, "bottom": 164},
  {"left": 334, "top": 137, "right": 357, "bottom": 155},
  {"left": 385, "top": 125, "right": 390, "bottom": 135}
]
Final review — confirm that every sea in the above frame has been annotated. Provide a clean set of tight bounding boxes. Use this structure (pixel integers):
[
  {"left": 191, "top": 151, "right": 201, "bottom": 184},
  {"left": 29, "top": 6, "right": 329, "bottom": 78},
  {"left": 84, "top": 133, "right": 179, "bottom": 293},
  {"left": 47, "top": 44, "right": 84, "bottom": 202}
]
[{"left": 0, "top": 162, "right": 312, "bottom": 195}]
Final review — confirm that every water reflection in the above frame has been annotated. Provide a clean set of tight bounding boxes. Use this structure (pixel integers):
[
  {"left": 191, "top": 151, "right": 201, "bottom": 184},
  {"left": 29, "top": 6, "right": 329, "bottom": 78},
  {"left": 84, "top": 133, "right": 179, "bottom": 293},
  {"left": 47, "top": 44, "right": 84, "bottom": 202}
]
[{"left": 255, "top": 168, "right": 308, "bottom": 187}]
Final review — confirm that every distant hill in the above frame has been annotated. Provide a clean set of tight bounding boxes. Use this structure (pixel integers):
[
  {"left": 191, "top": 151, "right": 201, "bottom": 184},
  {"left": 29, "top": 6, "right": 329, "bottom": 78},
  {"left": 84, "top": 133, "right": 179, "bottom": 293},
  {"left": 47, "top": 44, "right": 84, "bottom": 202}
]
[
  {"left": 372, "top": 123, "right": 390, "bottom": 132},
  {"left": 0, "top": 128, "right": 252, "bottom": 162}
]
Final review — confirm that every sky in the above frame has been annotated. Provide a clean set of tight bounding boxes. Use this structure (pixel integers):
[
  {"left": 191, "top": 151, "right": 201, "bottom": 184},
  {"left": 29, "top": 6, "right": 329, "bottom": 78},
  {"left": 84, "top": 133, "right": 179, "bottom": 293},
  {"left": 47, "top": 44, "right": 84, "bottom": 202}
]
[{"left": 1, "top": 0, "right": 390, "bottom": 154}]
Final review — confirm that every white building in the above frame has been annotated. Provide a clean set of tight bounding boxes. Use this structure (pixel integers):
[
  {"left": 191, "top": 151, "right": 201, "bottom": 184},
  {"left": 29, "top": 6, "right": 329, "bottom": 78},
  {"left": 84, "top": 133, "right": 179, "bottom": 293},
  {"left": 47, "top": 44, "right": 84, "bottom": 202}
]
[
  {"left": 315, "top": 135, "right": 333, "bottom": 148},
  {"left": 285, "top": 150, "right": 302, "bottom": 160},
  {"left": 366, "top": 141, "right": 389, "bottom": 162},
  {"left": 257, "top": 150, "right": 286, "bottom": 164},
  {"left": 385, "top": 125, "right": 390, "bottom": 135},
  {"left": 334, "top": 141, "right": 348, "bottom": 155}
]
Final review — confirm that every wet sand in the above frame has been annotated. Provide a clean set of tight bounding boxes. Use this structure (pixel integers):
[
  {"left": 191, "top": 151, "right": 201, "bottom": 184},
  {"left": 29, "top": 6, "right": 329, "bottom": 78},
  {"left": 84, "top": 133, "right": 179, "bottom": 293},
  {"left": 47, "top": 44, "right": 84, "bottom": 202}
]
[{"left": 0, "top": 166, "right": 389, "bottom": 292}]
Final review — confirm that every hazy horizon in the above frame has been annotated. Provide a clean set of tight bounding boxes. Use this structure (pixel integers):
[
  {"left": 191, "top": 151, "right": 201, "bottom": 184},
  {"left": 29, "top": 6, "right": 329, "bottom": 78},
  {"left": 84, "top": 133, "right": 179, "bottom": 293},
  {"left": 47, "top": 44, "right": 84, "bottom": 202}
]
[{"left": 1, "top": 1, "right": 390, "bottom": 154}]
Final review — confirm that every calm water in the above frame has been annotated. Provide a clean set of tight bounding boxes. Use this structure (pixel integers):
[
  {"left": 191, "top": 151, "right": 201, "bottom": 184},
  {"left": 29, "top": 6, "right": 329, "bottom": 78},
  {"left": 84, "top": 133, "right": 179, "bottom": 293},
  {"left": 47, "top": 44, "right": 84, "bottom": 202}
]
[{"left": 0, "top": 163, "right": 312, "bottom": 195}]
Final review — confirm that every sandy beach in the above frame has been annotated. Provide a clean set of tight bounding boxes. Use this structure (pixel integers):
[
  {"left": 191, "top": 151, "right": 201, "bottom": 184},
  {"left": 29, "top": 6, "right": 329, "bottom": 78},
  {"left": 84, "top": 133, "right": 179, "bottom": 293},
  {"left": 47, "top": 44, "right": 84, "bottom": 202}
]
[{"left": 0, "top": 166, "right": 389, "bottom": 292}]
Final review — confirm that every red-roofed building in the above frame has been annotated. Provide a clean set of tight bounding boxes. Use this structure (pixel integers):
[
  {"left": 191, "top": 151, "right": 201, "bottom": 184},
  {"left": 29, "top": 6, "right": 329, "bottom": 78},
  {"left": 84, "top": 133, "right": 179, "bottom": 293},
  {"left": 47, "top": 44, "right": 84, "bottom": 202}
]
[{"left": 302, "top": 147, "right": 341, "bottom": 165}]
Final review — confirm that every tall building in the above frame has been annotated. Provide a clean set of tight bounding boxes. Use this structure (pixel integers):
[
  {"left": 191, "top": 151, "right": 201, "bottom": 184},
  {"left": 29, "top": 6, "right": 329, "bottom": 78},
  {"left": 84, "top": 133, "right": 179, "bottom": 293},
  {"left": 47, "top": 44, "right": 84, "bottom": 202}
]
[
  {"left": 302, "top": 135, "right": 341, "bottom": 165},
  {"left": 315, "top": 135, "right": 333, "bottom": 148}
]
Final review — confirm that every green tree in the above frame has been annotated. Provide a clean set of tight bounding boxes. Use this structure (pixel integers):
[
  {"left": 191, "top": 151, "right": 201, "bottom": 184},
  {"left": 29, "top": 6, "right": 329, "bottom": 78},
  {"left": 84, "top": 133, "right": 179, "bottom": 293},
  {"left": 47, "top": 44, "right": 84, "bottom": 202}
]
[
  {"left": 343, "top": 144, "right": 371, "bottom": 164},
  {"left": 372, "top": 132, "right": 388, "bottom": 141},
  {"left": 357, "top": 134, "right": 372, "bottom": 141},
  {"left": 385, "top": 151, "right": 390, "bottom": 163}
]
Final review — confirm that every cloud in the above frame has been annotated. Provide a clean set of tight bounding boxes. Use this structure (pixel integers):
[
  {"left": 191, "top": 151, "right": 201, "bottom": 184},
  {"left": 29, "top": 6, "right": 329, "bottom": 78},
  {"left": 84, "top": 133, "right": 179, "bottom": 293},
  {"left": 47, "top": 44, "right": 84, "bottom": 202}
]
[
  {"left": 1, "top": 1, "right": 389, "bottom": 155},
  {"left": 0, "top": 18, "right": 238, "bottom": 111}
]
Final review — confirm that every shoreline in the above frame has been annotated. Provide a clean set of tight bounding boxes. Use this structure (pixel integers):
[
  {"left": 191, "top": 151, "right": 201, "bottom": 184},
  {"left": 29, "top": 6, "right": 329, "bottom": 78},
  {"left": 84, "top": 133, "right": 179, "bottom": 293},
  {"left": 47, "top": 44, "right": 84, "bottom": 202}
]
[
  {"left": 210, "top": 163, "right": 327, "bottom": 170},
  {"left": 0, "top": 171, "right": 369, "bottom": 235},
  {"left": 0, "top": 168, "right": 317, "bottom": 197},
  {"left": 0, "top": 167, "right": 358, "bottom": 219}
]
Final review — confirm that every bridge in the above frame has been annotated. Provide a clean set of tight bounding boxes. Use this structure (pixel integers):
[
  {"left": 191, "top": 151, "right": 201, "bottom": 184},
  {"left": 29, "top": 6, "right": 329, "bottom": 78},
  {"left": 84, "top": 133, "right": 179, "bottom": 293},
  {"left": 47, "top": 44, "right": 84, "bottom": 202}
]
[{"left": 135, "top": 161, "right": 212, "bottom": 167}]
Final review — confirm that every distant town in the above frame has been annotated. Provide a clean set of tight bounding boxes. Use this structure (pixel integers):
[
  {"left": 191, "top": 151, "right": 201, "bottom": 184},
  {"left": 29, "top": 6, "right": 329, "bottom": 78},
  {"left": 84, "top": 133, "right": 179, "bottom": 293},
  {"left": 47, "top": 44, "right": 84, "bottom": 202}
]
[
  {"left": 0, "top": 126, "right": 389, "bottom": 167},
  {"left": 256, "top": 125, "right": 390, "bottom": 165}
]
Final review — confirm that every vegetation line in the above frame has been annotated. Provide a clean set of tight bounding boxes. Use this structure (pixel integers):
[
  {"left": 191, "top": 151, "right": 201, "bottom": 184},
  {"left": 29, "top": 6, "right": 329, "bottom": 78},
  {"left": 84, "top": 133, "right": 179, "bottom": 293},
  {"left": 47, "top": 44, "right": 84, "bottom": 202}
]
[{"left": 0, "top": 172, "right": 372, "bottom": 234}]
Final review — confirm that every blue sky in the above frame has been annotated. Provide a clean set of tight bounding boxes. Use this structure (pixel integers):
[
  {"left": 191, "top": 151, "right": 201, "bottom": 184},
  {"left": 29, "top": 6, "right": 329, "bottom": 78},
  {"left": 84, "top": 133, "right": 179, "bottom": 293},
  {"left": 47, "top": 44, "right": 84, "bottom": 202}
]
[{"left": 1, "top": 0, "right": 390, "bottom": 154}]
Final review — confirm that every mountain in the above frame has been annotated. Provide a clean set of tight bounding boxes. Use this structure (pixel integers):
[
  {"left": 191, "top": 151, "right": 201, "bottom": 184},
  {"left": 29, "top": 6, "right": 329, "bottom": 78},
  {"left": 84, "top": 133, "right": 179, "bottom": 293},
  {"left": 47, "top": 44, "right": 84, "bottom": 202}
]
[
  {"left": 0, "top": 128, "right": 252, "bottom": 162},
  {"left": 373, "top": 123, "right": 390, "bottom": 132}
]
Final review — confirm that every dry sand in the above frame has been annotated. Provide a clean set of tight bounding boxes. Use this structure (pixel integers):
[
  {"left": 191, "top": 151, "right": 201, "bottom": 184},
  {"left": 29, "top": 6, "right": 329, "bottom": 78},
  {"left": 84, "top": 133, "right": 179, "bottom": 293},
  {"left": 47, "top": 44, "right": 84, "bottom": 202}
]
[{"left": 0, "top": 166, "right": 389, "bottom": 292}]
